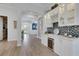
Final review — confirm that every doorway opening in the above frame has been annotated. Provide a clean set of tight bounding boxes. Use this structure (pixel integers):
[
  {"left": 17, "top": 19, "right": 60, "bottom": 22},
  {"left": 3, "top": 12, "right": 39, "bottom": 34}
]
[
  {"left": 0, "top": 16, "right": 8, "bottom": 41},
  {"left": 21, "top": 23, "right": 30, "bottom": 43}
]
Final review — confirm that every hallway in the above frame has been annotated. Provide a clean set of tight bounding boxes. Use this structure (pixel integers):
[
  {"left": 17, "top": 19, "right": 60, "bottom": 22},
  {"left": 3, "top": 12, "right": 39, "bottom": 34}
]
[{"left": 0, "top": 34, "right": 58, "bottom": 56}]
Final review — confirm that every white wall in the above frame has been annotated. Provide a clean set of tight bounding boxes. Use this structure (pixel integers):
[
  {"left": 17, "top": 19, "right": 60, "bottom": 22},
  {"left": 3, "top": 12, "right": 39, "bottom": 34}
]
[
  {"left": 0, "top": 17, "right": 3, "bottom": 40},
  {"left": 0, "top": 6, "right": 19, "bottom": 41}
]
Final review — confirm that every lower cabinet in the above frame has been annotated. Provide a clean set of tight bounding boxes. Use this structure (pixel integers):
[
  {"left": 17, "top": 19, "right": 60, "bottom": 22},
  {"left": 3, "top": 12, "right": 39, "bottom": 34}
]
[
  {"left": 47, "top": 35, "right": 79, "bottom": 56},
  {"left": 54, "top": 37, "right": 64, "bottom": 55},
  {"left": 62, "top": 39, "right": 73, "bottom": 56},
  {"left": 54, "top": 36, "right": 73, "bottom": 56}
]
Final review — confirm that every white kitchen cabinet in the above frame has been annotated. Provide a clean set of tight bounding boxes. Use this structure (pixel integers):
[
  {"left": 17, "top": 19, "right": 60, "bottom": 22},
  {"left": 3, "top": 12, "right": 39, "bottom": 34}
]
[
  {"left": 48, "top": 7, "right": 59, "bottom": 23},
  {"left": 66, "top": 4, "right": 76, "bottom": 26},
  {"left": 44, "top": 14, "right": 53, "bottom": 27},
  {"left": 73, "top": 39, "right": 79, "bottom": 56},
  {"left": 58, "top": 4, "right": 66, "bottom": 26},
  {"left": 58, "top": 4, "right": 79, "bottom": 26},
  {"left": 54, "top": 36, "right": 64, "bottom": 55},
  {"left": 54, "top": 35, "right": 73, "bottom": 56},
  {"left": 62, "top": 38, "right": 73, "bottom": 56},
  {"left": 42, "top": 34, "right": 79, "bottom": 56},
  {"left": 41, "top": 34, "right": 48, "bottom": 46},
  {"left": 53, "top": 35, "right": 74, "bottom": 56}
]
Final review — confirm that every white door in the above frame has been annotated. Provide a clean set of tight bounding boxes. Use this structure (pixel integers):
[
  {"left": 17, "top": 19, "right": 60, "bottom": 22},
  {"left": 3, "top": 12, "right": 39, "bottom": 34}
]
[{"left": 0, "top": 17, "right": 3, "bottom": 40}]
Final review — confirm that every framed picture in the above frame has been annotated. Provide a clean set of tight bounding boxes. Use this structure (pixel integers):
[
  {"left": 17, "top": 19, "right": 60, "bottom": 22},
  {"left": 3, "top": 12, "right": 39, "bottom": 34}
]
[{"left": 32, "top": 23, "right": 37, "bottom": 30}]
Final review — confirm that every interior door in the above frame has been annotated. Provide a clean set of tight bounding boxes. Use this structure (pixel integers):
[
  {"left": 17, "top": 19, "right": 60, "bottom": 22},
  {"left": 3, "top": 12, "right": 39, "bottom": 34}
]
[{"left": 0, "top": 17, "right": 3, "bottom": 40}]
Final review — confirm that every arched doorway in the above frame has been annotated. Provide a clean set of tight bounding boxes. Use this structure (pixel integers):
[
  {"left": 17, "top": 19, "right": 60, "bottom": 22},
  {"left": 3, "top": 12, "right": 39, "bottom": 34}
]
[{"left": 21, "top": 14, "right": 38, "bottom": 43}]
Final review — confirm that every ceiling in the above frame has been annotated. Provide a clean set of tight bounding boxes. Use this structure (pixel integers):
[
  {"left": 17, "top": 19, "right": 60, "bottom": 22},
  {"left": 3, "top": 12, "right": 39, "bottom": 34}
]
[
  {"left": 0, "top": 3, "right": 55, "bottom": 23},
  {"left": 0, "top": 3, "right": 54, "bottom": 15}
]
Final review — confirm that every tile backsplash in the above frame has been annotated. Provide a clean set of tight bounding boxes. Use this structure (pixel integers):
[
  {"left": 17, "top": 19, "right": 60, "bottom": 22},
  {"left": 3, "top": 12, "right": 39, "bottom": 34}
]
[
  {"left": 47, "top": 22, "right": 79, "bottom": 38},
  {"left": 58, "top": 25, "right": 79, "bottom": 37}
]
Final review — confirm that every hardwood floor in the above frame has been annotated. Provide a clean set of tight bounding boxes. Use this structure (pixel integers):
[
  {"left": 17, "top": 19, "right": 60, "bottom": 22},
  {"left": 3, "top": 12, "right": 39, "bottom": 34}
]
[{"left": 0, "top": 34, "right": 58, "bottom": 56}]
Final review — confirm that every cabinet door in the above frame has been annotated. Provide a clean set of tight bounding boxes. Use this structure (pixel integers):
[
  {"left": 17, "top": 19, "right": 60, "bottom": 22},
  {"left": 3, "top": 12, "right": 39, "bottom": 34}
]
[
  {"left": 62, "top": 39, "right": 73, "bottom": 56},
  {"left": 59, "top": 4, "right": 66, "bottom": 26},
  {"left": 66, "top": 4, "right": 76, "bottom": 25},
  {"left": 49, "top": 7, "right": 59, "bottom": 23},
  {"left": 54, "top": 36, "right": 64, "bottom": 56},
  {"left": 59, "top": 4, "right": 76, "bottom": 26}
]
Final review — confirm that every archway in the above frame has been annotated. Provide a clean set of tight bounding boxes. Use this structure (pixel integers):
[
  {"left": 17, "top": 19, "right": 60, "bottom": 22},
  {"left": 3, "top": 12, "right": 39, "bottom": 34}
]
[{"left": 21, "top": 14, "right": 38, "bottom": 43}]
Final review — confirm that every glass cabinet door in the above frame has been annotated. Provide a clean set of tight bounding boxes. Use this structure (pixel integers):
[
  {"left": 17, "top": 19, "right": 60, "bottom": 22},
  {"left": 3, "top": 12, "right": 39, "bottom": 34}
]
[
  {"left": 59, "top": 4, "right": 65, "bottom": 26},
  {"left": 66, "top": 4, "right": 75, "bottom": 25}
]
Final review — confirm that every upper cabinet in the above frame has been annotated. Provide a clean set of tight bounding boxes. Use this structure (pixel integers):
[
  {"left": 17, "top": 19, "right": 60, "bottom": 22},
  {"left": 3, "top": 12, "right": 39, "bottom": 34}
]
[
  {"left": 58, "top": 4, "right": 78, "bottom": 26},
  {"left": 43, "top": 7, "right": 59, "bottom": 28},
  {"left": 66, "top": 4, "right": 76, "bottom": 26},
  {"left": 44, "top": 3, "right": 79, "bottom": 27},
  {"left": 47, "top": 7, "right": 59, "bottom": 23},
  {"left": 58, "top": 4, "right": 65, "bottom": 26}
]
